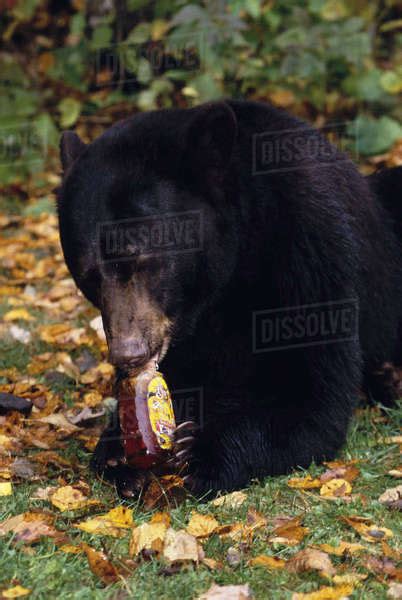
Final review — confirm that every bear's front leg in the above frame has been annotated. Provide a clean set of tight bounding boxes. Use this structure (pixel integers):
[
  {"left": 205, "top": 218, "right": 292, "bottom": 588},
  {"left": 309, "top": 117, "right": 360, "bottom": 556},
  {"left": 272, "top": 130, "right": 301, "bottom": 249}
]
[{"left": 183, "top": 383, "right": 356, "bottom": 497}]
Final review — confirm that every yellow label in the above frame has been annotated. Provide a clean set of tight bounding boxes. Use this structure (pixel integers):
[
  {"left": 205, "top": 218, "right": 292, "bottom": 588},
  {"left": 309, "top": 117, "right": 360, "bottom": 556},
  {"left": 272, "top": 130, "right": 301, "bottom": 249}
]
[{"left": 147, "top": 374, "right": 176, "bottom": 449}]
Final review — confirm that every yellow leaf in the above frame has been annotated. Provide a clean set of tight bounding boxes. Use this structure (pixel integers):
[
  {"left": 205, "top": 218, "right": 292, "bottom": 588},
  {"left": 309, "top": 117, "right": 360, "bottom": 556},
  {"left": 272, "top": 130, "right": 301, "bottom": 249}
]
[
  {"left": 0, "top": 482, "right": 12, "bottom": 496},
  {"left": 292, "top": 584, "right": 354, "bottom": 600},
  {"left": 130, "top": 521, "right": 168, "bottom": 557},
  {"left": 382, "top": 436, "right": 402, "bottom": 444},
  {"left": 320, "top": 479, "right": 352, "bottom": 497},
  {"left": 288, "top": 475, "right": 322, "bottom": 489},
  {"left": 212, "top": 491, "right": 247, "bottom": 509},
  {"left": 150, "top": 512, "right": 171, "bottom": 527},
  {"left": 82, "top": 391, "right": 103, "bottom": 407},
  {"left": 333, "top": 573, "right": 367, "bottom": 585},
  {"left": 59, "top": 544, "right": 82, "bottom": 554},
  {"left": 186, "top": 511, "right": 219, "bottom": 538},
  {"left": 76, "top": 506, "right": 134, "bottom": 537},
  {"left": 3, "top": 308, "right": 34, "bottom": 322},
  {"left": 0, "top": 468, "right": 11, "bottom": 479},
  {"left": 0, "top": 435, "right": 13, "bottom": 450},
  {"left": 388, "top": 466, "right": 402, "bottom": 478},
  {"left": 249, "top": 555, "right": 286, "bottom": 569},
  {"left": 82, "top": 543, "right": 120, "bottom": 585},
  {"left": 318, "top": 541, "right": 365, "bottom": 556},
  {"left": 202, "top": 557, "right": 223, "bottom": 570},
  {"left": 50, "top": 485, "right": 100, "bottom": 512},
  {"left": 80, "top": 362, "right": 114, "bottom": 384},
  {"left": 342, "top": 516, "right": 393, "bottom": 543},
  {"left": 2, "top": 586, "right": 31, "bottom": 598}
]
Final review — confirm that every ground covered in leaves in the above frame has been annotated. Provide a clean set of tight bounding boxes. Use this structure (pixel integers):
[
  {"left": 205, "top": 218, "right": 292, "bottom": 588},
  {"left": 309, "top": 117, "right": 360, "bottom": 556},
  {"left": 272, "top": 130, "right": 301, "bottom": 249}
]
[{"left": 0, "top": 199, "right": 401, "bottom": 600}]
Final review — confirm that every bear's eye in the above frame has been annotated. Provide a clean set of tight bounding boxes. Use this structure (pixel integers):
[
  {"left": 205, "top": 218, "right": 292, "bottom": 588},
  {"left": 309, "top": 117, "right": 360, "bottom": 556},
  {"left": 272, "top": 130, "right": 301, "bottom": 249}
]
[
  {"left": 135, "top": 256, "right": 160, "bottom": 274},
  {"left": 112, "top": 261, "right": 133, "bottom": 280}
]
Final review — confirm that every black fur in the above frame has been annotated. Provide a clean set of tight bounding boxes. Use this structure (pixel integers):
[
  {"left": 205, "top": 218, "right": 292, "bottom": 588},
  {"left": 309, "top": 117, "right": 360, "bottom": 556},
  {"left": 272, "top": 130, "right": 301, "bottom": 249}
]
[{"left": 57, "top": 101, "right": 402, "bottom": 496}]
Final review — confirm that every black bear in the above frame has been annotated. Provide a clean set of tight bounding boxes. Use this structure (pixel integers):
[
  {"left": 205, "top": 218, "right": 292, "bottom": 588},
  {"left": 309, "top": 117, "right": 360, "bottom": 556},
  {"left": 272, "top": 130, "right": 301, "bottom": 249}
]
[{"left": 57, "top": 100, "right": 402, "bottom": 497}]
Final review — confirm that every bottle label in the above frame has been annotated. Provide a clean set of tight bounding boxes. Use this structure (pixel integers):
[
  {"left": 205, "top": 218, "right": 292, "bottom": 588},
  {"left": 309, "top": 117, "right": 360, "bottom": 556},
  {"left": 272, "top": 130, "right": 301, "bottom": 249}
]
[{"left": 147, "top": 374, "right": 176, "bottom": 449}]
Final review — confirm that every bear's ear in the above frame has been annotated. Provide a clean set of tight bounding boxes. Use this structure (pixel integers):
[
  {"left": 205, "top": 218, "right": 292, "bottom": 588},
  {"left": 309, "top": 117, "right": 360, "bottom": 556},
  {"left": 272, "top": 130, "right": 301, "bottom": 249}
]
[
  {"left": 185, "top": 102, "right": 237, "bottom": 179},
  {"left": 60, "top": 131, "right": 86, "bottom": 173}
]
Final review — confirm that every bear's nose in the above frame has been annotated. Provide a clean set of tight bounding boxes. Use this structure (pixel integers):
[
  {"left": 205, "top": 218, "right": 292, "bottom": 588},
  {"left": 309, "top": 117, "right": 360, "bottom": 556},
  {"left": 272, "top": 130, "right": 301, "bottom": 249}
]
[{"left": 108, "top": 338, "right": 149, "bottom": 370}]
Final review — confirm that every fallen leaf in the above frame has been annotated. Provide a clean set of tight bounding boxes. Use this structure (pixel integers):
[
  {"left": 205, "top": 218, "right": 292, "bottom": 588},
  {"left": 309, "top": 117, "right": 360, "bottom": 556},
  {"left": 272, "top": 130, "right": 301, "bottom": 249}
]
[
  {"left": 332, "top": 573, "right": 367, "bottom": 585},
  {"left": 76, "top": 506, "right": 134, "bottom": 537},
  {"left": 82, "top": 543, "right": 120, "bottom": 585},
  {"left": 39, "top": 324, "right": 92, "bottom": 346},
  {"left": 288, "top": 475, "right": 322, "bottom": 489},
  {"left": 379, "top": 485, "right": 402, "bottom": 510},
  {"left": 388, "top": 582, "right": 402, "bottom": 599},
  {"left": 162, "top": 528, "right": 199, "bottom": 564},
  {"left": 11, "top": 458, "right": 36, "bottom": 480},
  {"left": 216, "top": 522, "right": 251, "bottom": 543},
  {"left": 9, "top": 325, "right": 31, "bottom": 344},
  {"left": 342, "top": 516, "right": 393, "bottom": 543},
  {"left": 142, "top": 475, "right": 186, "bottom": 510},
  {"left": 269, "top": 516, "right": 309, "bottom": 546},
  {"left": 202, "top": 557, "right": 223, "bottom": 570},
  {"left": 59, "top": 544, "right": 82, "bottom": 554},
  {"left": 80, "top": 362, "right": 114, "bottom": 385},
  {"left": 366, "top": 556, "right": 402, "bottom": 581},
  {"left": 129, "top": 521, "right": 168, "bottom": 557},
  {"left": 212, "top": 491, "right": 247, "bottom": 509},
  {"left": 320, "top": 464, "right": 360, "bottom": 484},
  {"left": 3, "top": 308, "right": 34, "bottom": 322},
  {"left": 287, "top": 548, "right": 336, "bottom": 577},
  {"left": 186, "top": 511, "right": 219, "bottom": 538},
  {"left": 1, "top": 585, "right": 31, "bottom": 598},
  {"left": 0, "top": 482, "right": 12, "bottom": 496},
  {"left": 198, "top": 583, "right": 253, "bottom": 599},
  {"left": 246, "top": 508, "right": 267, "bottom": 532},
  {"left": 318, "top": 541, "right": 365, "bottom": 556},
  {"left": 382, "top": 541, "right": 401, "bottom": 560},
  {"left": 0, "top": 511, "right": 63, "bottom": 545},
  {"left": 292, "top": 584, "right": 354, "bottom": 599},
  {"left": 50, "top": 485, "right": 100, "bottom": 512},
  {"left": 248, "top": 555, "right": 286, "bottom": 569},
  {"left": 383, "top": 436, "right": 402, "bottom": 444},
  {"left": 388, "top": 466, "right": 402, "bottom": 478},
  {"left": 320, "top": 479, "right": 352, "bottom": 498},
  {"left": 31, "top": 486, "right": 58, "bottom": 500},
  {"left": 34, "top": 414, "right": 79, "bottom": 434}
]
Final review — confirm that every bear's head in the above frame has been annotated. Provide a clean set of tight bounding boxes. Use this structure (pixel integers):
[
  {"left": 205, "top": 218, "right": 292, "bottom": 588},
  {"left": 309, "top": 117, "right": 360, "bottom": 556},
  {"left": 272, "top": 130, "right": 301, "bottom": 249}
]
[{"left": 57, "top": 102, "right": 238, "bottom": 370}]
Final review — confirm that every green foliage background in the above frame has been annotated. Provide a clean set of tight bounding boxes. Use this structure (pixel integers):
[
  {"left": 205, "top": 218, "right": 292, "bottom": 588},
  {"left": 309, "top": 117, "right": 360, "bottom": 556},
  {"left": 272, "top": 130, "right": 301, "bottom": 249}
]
[{"left": 0, "top": 0, "right": 401, "bottom": 186}]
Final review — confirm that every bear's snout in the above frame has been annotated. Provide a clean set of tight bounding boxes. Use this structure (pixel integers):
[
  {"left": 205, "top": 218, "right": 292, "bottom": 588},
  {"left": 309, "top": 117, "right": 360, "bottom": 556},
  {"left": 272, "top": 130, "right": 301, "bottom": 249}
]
[{"left": 108, "top": 336, "right": 150, "bottom": 370}]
